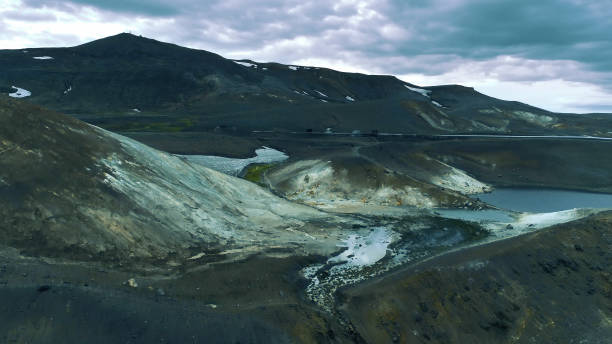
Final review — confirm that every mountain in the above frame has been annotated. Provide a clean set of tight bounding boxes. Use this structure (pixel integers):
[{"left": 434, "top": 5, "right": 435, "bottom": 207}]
[
  {"left": 2, "top": 33, "right": 612, "bottom": 136},
  {"left": 1, "top": 35, "right": 612, "bottom": 343}
]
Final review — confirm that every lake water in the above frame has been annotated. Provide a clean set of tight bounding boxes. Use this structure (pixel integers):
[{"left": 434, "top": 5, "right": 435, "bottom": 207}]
[{"left": 474, "top": 188, "right": 612, "bottom": 213}]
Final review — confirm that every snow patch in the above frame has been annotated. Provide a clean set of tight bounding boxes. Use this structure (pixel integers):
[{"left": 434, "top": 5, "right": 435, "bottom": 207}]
[
  {"left": 63, "top": 86, "right": 72, "bottom": 95},
  {"left": 233, "top": 61, "right": 257, "bottom": 68},
  {"left": 405, "top": 85, "right": 431, "bottom": 98},
  {"left": 475, "top": 208, "right": 601, "bottom": 240},
  {"left": 132, "top": 108, "right": 141, "bottom": 113},
  {"left": 8, "top": 86, "right": 31, "bottom": 98},
  {"left": 328, "top": 227, "right": 393, "bottom": 267},
  {"left": 33, "top": 56, "right": 53, "bottom": 60},
  {"left": 345, "top": 96, "right": 355, "bottom": 101},
  {"left": 515, "top": 209, "right": 583, "bottom": 229},
  {"left": 188, "top": 252, "right": 206, "bottom": 260},
  {"left": 432, "top": 100, "right": 444, "bottom": 108},
  {"left": 179, "top": 146, "right": 288, "bottom": 176},
  {"left": 315, "top": 90, "right": 328, "bottom": 97},
  {"left": 301, "top": 227, "right": 399, "bottom": 312},
  {"left": 288, "top": 66, "right": 298, "bottom": 71}
]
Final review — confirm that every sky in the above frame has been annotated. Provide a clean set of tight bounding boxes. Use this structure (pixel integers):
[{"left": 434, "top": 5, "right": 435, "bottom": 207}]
[{"left": 1, "top": 0, "right": 611, "bottom": 113}]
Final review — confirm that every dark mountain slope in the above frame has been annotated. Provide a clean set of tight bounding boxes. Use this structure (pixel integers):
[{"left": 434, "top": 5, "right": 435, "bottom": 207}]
[
  {"left": 0, "top": 33, "right": 261, "bottom": 114},
  {"left": 339, "top": 211, "right": 612, "bottom": 343},
  {"left": 3, "top": 33, "right": 611, "bottom": 136}
]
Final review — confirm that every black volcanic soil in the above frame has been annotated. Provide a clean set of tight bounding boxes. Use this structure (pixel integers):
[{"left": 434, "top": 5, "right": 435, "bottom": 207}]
[
  {"left": 1, "top": 212, "right": 610, "bottom": 343},
  {"left": 0, "top": 252, "right": 352, "bottom": 343},
  {"left": 121, "top": 131, "right": 264, "bottom": 157},
  {"left": 339, "top": 211, "right": 612, "bottom": 343},
  {"left": 362, "top": 138, "right": 612, "bottom": 193}
]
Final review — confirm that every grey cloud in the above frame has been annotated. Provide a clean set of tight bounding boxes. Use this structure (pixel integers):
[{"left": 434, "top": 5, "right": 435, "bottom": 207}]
[
  {"left": 2, "top": 9, "right": 57, "bottom": 21},
  {"left": 386, "top": 0, "right": 612, "bottom": 71},
  {"left": 7, "top": 0, "right": 612, "bottom": 94},
  {"left": 21, "top": 0, "right": 183, "bottom": 16},
  {"left": 565, "top": 103, "right": 612, "bottom": 114}
]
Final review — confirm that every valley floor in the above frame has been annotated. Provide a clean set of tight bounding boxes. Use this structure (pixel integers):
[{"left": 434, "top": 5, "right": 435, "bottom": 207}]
[
  {"left": 1, "top": 211, "right": 610, "bottom": 343},
  {"left": 2, "top": 96, "right": 611, "bottom": 343}
]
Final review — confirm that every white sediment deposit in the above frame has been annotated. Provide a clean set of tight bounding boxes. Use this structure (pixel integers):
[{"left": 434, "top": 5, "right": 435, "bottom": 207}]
[
  {"left": 267, "top": 159, "right": 436, "bottom": 212},
  {"left": 92, "top": 128, "right": 348, "bottom": 261},
  {"left": 429, "top": 161, "right": 491, "bottom": 194}
]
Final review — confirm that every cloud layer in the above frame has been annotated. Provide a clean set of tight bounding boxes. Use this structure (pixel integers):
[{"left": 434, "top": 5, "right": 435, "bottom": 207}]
[{"left": 2, "top": 0, "right": 612, "bottom": 113}]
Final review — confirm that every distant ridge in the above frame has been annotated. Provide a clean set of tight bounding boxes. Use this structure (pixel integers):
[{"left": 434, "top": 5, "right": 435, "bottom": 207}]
[{"left": 1, "top": 33, "right": 611, "bottom": 136}]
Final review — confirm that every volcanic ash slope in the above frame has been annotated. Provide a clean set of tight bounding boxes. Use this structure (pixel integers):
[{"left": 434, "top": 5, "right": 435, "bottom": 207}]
[{"left": 0, "top": 98, "right": 344, "bottom": 265}]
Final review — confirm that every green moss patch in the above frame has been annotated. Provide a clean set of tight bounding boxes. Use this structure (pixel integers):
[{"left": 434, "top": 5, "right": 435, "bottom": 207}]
[{"left": 242, "top": 164, "right": 273, "bottom": 185}]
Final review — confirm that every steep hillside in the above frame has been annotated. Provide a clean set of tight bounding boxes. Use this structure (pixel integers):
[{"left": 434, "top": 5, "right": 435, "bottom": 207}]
[
  {"left": 2, "top": 33, "right": 611, "bottom": 136},
  {"left": 0, "top": 97, "right": 345, "bottom": 266},
  {"left": 339, "top": 212, "right": 612, "bottom": 343}
]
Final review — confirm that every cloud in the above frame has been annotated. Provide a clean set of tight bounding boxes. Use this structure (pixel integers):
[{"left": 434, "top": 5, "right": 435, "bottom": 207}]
[
  {"left": 2, "top": 0, "right": 612, "bottom": 113},
  {"left": 21, "top": 0, "right": 183, "bottom": 16}
]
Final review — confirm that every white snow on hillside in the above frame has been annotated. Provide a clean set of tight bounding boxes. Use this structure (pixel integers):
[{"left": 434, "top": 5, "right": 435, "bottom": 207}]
[
  {"left": 8, "top": 86, "right": 31, "bottom": 98},
  {"left": 315, "top": 90, "right": 328, "bottom": 97},
  {"left": 33, "top": 56, "right": 54, "bottom": 60},
  {"left": 405, "top": 85, "right": 431, "bottom": 98},
  {"left": 481, "top": 208, "right": 601, "bottom": 241},
  {"left": 63, "top": 86, "right": 72, "bottom": 95},
  {"left": 345, "top": 96, "right": 355, "bottom": 101},
  {"left": 432, "top": 100, "right": 444, "bottom": 108},
  {"left": 179, "top": 146, "right": 289, "bottom": 176},
  {"left": 328, "top": 227, "right": 394, "bottom": 267},
  {"left": 288, "top": 66, "right": 298, "bottom": 71},
  {"left": 233, "top": 61, "right": 257, "bottom": 68}
]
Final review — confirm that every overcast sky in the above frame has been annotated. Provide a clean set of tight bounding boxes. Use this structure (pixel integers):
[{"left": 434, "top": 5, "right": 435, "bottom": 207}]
[{"left": 2, "top": 0, "right": 611, "bottom": 113}]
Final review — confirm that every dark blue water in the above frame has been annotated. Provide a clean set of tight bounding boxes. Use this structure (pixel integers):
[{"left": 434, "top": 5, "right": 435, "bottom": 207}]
[{"left": 474, "top": 189, "right": 612, "bottom": 213}]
